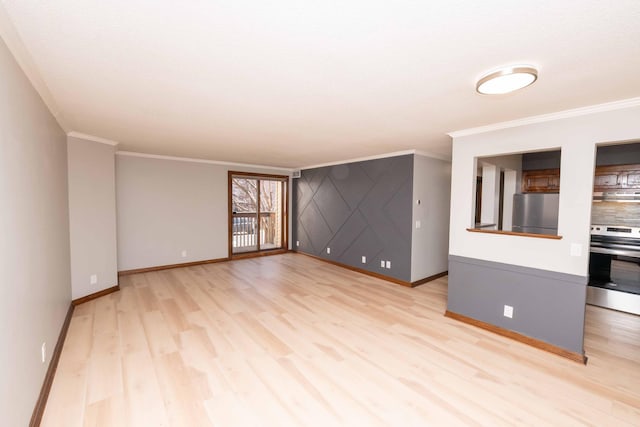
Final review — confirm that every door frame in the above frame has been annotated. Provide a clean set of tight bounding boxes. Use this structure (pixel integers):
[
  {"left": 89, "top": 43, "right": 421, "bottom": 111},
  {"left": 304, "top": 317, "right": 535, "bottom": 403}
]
[{"left": 228, "top": 171, "right": 289, "bottom": 259}]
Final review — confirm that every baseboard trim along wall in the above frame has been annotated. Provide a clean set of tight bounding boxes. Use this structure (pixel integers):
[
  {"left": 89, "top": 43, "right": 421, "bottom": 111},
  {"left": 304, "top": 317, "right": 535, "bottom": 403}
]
[
  {"left": 296, "top": 251, "right": 446, "bottom": 288},
  {"left": 445, "top": 310, "right": 587, "bottom": 364},
  {"left": 231, "top": 248, "right": 290, "bottom": 260},
  {"left": 30, "top": 304, "right": 74, "bottom": 427},
  {"left": 118, "top": 257, "right": 230, "bottom": 276},
  {"left": 412, "top": 271, "right": 448, "bottom": 287},
  {"left": 72, "top": 285, "right": 120, "bottom": 306},
  {"left": 447, "top": 254, "right": 588, "bottom": 357}
]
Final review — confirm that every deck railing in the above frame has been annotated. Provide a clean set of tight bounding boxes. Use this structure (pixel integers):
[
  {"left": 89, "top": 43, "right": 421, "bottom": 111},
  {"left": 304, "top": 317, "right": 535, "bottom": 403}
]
[{"left": 232, "top": 212, "right": 278, "bottom": 250}]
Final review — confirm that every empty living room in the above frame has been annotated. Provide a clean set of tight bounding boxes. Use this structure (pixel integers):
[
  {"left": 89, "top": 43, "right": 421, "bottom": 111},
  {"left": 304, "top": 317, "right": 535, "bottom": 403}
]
[{"left": 1, "top": 1, "right": 639, "bottom": 426}]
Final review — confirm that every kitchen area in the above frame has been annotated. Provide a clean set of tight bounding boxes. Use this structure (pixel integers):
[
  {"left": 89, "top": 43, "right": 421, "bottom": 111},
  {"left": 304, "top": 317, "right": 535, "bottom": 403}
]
[{"left": 475, "top": 142, "right": 640, "bottom": 316}]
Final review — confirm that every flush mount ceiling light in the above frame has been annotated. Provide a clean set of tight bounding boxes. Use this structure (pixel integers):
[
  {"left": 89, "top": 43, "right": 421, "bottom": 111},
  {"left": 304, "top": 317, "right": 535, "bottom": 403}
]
[{"left": 476, "top": 65, "right": 538, "bottom": 95}]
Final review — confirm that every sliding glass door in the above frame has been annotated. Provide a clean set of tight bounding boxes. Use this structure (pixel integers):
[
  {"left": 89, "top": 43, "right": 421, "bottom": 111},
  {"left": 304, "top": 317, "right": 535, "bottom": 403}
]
[{"left": 229, "top": 172, "right": 287, "bottom": 256}]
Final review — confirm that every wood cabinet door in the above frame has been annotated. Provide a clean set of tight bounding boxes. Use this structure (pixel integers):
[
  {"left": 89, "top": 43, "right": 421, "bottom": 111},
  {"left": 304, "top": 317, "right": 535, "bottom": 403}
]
[
  {"left": 623, "top": 169, "right": 640, "bottom": 188},
  {"left": 593, "top": 172, "right": 621, "bottom": 189},
  {"left": 522, "top": 169, "right": 560, "bottom": 193},
  {"left": 593, "top": 164, "right": 640, "bottom": 191}
]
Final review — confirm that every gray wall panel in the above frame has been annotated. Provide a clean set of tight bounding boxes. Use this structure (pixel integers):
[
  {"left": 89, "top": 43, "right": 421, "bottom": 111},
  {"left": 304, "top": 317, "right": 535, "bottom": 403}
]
[
  {"left": 596, "top": 142, "right": 640, "bottom": 166},
  {"left": 448, "top": 255, "right": 587, "bottom": 354},
  {"left": 295, "top": 155, "right": 413, "bottom": 281},
  {"left": 0, "top": 36, "right": 71, "bottom": 426},
  {"left": 67, "top": 137, "right": 118, "bottom": 299}
]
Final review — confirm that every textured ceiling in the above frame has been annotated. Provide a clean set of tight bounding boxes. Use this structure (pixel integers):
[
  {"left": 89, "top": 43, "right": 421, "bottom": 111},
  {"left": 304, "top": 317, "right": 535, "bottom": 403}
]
[{"left": 2, "top": 1, "right": 640, "bottom": 167}]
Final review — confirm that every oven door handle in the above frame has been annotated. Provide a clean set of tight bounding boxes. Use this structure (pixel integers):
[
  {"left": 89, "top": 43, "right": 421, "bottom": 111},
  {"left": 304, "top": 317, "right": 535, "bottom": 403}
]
[{"left": 590, "top": 246, "right": 640, "bottom": 257}]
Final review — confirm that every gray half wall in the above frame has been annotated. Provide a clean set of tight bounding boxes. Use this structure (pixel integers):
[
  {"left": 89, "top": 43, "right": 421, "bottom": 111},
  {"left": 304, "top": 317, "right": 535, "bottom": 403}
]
[
  {"left": 448, "top": 255, "right": 587, "bottom": 354},
  {"left": 294, "top": 155, "right": 413, "bottom": 282}
]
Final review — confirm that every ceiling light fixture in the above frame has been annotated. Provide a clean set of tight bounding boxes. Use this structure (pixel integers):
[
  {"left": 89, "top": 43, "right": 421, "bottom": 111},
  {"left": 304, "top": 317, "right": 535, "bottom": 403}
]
[{"left": 476, "top": 65, "right": 538, "bottom": 95}]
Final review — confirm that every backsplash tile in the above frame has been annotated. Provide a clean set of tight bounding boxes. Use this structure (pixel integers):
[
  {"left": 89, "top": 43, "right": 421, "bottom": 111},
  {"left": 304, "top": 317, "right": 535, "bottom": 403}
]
[{"left": 591, "top": 201, "right": 640, "bottom": 227}]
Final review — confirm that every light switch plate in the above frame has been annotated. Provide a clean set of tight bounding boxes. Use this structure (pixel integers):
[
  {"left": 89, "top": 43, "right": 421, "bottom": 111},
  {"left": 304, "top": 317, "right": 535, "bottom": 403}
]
[
  {"left": 503, "top": 305, "right": 514, "bottom": 318},
  {"left": 570, "top": 243, "right": 582, "bottom": 257}
]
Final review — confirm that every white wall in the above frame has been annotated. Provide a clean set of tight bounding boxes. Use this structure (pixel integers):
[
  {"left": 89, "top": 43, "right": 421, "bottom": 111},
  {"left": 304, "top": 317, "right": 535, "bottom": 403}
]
[
  {"left": 450, "top": 104, "right": 640, "bottom": 277},
  {"left": 116, "top": 154, "right": 291, "bottom": 271},
  {"left": 67, "top": 136, "right": 118, "bottom": 299},
  {"left": 0, "top": 38, "right": 70, "bottom": 425},
  {"left": 411, "top": 154, "right": 451, "bottom": 281}
]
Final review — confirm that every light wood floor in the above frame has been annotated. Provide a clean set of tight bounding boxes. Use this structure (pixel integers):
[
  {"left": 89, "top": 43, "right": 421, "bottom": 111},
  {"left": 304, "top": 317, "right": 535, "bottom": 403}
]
[{"left": 42, "top": 253, "right": 640, "bottom": 426}]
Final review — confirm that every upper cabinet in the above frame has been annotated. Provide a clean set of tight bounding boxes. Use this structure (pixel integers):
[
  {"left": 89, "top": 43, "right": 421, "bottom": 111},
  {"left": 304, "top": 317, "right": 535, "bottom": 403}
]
[
  {"left": 594, "top": 164, "right": 640, "bottom": 191},
  {"left": 522, "top": 168, "right": 560, "bottom": 193},
  {"left": 522, "top": 163, "right": 640, "bottom": 193}
]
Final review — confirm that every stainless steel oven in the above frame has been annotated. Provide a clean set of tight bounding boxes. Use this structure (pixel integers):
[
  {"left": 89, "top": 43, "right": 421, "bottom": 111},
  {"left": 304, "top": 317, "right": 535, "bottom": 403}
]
[{"left": 588, "top": 225, "right": 640, "bottom": 315}]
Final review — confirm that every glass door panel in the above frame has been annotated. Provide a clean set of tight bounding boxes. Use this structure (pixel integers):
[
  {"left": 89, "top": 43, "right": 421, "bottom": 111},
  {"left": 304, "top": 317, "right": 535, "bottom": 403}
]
[
  {"left": 230, "top": 173, "right": 287, "bottom": 256},
  {"left": 260, "top": 179, "right": 282, "bottom": 250},
  {"left": 231, "top": 177, "right": 258, "bottom": 253}
]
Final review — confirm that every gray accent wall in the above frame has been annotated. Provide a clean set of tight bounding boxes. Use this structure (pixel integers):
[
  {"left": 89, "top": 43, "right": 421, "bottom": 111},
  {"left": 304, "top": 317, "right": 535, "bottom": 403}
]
[
  {"left": 68, "top": 137, "right": 118, "bottom": 299},
  {"left": 0, "top": 37, "right": 71, "bottom": 426},
  {"left": 448, "top": 255, "right": 587, "bottom": 354},
  {"left": 521, "top": 143, "right": 640, "bottom": 170},
  {"left": 522, "top": 150, "right": 561, "bottom": 170},
  {"left": 596, "top": 142, "right": 640, "bottom": 166},
  {"left": 294, "top": 155, "right": 414, "bottom": 282}
]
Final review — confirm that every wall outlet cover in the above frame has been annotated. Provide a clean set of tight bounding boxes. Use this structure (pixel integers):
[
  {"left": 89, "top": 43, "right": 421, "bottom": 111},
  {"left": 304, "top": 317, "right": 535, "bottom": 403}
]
[
  {"left": 181, "top": 250, "right": 187, "bottom": 258},
  {"left": 385, "top": 260, "right": 391, "bottom": 269},
  {"left": 503, "top": 305, "right": 514, "bottom": 318},
  {"left": 41, "top": 342, "right": 46, "bottom": 363},
  {"left": 380, "top": 260, "right": 385, "bottom": 268},
  {"left": 361, "top": 256, "right": 366, "bottom": 264},
  {"left": 296, "top": 240, "right": 299, "bottom": 246},
  {"left": 326, "top": 247, "right": 330, "bottom": 254},
  {"left": 90, "top": 274, "right": 97, "bottom": 285},
  {"left": 416, "top": 220, "right": 421, "bottom": 229}
]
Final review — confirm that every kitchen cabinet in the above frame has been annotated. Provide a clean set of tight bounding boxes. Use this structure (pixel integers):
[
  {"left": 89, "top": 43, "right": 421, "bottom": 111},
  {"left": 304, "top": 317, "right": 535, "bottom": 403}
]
[
  {"left": 522, "top": 163, "right": 640, "bottom": 193},
  {"left": 522, "top": 169, "right": 560, "bottom": 193},
  {"left": 593, "top": 164, "right": 640, "bottom": 191}
]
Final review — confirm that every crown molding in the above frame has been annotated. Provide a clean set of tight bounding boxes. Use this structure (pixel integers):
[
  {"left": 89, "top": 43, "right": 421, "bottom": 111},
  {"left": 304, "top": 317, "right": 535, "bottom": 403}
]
[
  {"left": 67, "top": 131, "right": 120, "bottom": 146},
  {"left": 0, "top": 5, "right": 68, "bottom": 131},
  {"left": 414, "top": 149, "right": 452, "bottom": 162},
  {"left": 300, "top": 149, "right": 451, "bottom": 170},
  {"left": 115, "top": 151, "right": 294, "bottom": 172},
  {"left": 448, "top": 97, "right": 640, "bottom": 138}
]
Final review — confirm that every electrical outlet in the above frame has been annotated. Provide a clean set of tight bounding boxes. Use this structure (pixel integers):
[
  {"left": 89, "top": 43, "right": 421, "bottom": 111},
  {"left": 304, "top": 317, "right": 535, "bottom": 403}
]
[
  {"left": 296, "top": 240, "right": 300, "bottom": 247},
  {"left": 90, "top": 274, "right": 97, "bottom": 285},
  {"left": 416, "top": 220, "right": 421, "bottom": 229},
  {"left": 361, "top": 256, "right": 366, "bottom": 264},
  {"left": 326, "top": 247, "right": 330, "bottom": 254},
  {"left": 41, "top": 342, "right": 46, "bottom": 363},
  {"left": 380, "top": 260, "right": 385, "bottom": 268},
  {"left": 385, "top": 261, "right": 391, "bottom": 269},
  {"left": 181, "top": 250, "right": 187, "bottom": 258},
  {"left": 503, "top": 305, "right": 514, "bottom": 318}
]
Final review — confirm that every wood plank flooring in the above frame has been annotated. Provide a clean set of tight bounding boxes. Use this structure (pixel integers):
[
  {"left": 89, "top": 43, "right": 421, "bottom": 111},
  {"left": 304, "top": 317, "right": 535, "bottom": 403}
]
[{"left": 42, "top": 253, "right": 640, "bottom": 426}]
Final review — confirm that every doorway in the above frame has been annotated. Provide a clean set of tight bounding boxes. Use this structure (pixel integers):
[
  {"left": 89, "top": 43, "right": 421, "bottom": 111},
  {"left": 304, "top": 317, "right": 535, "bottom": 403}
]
[{"left": 228, "top": 172, "right": 288, "bottom": 257}]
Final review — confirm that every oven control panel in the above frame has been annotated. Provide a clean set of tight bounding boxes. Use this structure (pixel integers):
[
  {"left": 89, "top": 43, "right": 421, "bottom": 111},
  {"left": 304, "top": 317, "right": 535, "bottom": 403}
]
[{"left": 591, "top": 224, "right": 640, "bottom": 237}]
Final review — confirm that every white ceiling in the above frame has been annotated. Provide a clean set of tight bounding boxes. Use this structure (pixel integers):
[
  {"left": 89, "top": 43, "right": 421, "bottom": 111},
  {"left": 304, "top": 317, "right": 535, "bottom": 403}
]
[{"left": 2, "top": 1, "right": 640, "bottom": 168}]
